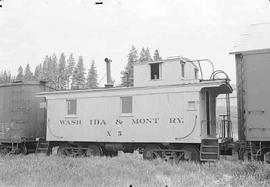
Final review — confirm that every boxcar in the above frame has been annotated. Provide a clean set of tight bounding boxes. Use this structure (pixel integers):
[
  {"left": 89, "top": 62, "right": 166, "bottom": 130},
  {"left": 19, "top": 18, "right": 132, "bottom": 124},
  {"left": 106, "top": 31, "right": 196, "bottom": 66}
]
[
  {"left": 0, "top": 81, "right": 52, "bottom": 154},
  {"left": 230, "top": 23, "right": 270, "bottom": 161}
]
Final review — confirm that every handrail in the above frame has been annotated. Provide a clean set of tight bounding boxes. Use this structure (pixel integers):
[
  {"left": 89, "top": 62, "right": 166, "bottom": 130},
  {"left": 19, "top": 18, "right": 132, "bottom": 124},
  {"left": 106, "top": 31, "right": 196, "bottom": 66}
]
[{"left": 185, "top": 59, "right": 214, "bottom": 80}]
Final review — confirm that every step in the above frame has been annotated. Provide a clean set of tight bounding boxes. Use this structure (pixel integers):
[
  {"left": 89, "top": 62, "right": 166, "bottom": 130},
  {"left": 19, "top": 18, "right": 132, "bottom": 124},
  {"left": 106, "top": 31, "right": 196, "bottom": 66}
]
[
  {"left": 202, "top": 139, "right": 218, "bottom": 145},
  {"left": 201, "top": 147, "right": 219, "bottom": 152},
  {"left": 200, "top": 159, "right": 219, "bottom": 162},
  {"left": 201, "top": 152, "right": 219, "bottom": 155},
  {"left": 38, "top": 145, "right": 49, "bottom": 148},
  {"left": 36, "top": 147, "right": 49, "bottom": 151},
  {"left": 201, "top": 145, "right": 219, "bottom": 148},
  {"left": 200, "top": 139, "right": 219, "bottom": 161},
  {"left": 39, "top": 142, "right": 49, "bottom": 145},
  {"left": 35, "top": 139, "right": 50, "bottom": 155},
  {"left": 201, "top": 154, "right": 219, "bottom": 160}
]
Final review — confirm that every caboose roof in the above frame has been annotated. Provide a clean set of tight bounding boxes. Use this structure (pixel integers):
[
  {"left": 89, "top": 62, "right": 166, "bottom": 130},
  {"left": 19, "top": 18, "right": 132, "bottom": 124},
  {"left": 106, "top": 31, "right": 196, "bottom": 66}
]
[
  {"left": 0, "top": 81, "right": 47, "bottom": 88},
  {"left": 36, "top": 79, "right": 232, "bottom": 99},
  {"left": 230, "top": 22, "right": 270, "bottom": 55}
]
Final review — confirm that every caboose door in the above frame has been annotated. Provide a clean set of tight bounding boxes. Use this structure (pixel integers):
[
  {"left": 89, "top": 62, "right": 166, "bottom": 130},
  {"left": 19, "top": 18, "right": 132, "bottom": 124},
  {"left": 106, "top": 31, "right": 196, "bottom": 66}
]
[{"left": 201, "top": 88, "right": 217, "bottom": 138}]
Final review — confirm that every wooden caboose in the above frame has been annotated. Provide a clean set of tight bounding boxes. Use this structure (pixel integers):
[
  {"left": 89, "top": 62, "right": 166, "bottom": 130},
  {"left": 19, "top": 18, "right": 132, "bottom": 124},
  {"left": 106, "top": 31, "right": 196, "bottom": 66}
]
[{"left": 38, "top": 56, "right": 232, "bottom": 161}]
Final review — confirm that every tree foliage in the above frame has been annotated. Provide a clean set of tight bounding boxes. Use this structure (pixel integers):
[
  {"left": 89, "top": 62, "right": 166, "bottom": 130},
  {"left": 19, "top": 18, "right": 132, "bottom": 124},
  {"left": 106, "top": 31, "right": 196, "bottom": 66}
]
[
  {"left": 139, "top": 47, "right": 153, "bottom": 62},
  {"left": 49, "top": 54, "right": 58, "bottom": 84},
  {"left": 153, "top": 49, "right": 162, "bottom": 61},
  {"left": 71, "top": 56, "right": 86, "bottom": 90},
  {"left": 34, "top": 64, "right": 42, "bottom": 80},
  {"left": 66, "top": 54, "right": 75, "bottom": 89},
  {"left": 24, "top": 64, "right": 34, "bottom": 81},
  {"left": 120, "top": 45, "right": 138, "bottom": 87},
  {"left": 86, "top": 60, "right": 98, "bottom": 88},
  {"left": 16, "top": 66, "right": 24, "bottom": 81},
  {"left": 58, "top": 53, "right": 66, "bottom": 89},
  {"left": 0, "top": 71, "right": 13, "bottom": 84}
]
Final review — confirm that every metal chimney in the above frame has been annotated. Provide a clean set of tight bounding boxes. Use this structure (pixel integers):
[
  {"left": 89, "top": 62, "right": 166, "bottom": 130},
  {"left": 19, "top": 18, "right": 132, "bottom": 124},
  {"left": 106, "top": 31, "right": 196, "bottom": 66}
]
[{"left": 104, "top": 58, "right": 114, "bottom": 88}]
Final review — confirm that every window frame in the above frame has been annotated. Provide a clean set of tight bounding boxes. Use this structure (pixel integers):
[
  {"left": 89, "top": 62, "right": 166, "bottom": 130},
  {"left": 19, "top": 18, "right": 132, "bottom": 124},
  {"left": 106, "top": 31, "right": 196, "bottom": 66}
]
[
  {"left": 181, "top": 61, "right": 185, "bottom": 78},
  {"left": 120, "top": 96, "right": 133, "bottom": 116},
  {"left": 149, "top": 62, "right": 162, "bottom": 80},
  {"left": 187, "top": 101, "right": 197, "bottom": 111},
  {"left": 66, "top": 99, "right": 77, "bottom": 116},
  {"left": 195, "top": 68, "right": 199, "bottom": 79}
]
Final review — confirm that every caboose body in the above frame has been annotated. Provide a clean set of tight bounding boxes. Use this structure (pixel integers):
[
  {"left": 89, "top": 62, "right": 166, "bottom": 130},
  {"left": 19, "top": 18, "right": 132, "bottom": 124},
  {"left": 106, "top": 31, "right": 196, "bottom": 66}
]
[
  {"left": 0, "top": 81, "right": 51, "bottom": 154},
  {"left": 42, "top": 80, "right": 230, "bottom": 144},
  {"left": 38, "top": 57, "right": 232, "bottom": 161}
]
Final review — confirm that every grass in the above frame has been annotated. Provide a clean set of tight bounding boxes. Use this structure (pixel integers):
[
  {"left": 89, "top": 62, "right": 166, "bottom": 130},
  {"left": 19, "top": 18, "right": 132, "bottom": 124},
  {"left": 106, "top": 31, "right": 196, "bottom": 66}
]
[{"left": 0, "top": 153, "right": 269, "bottom": 187}]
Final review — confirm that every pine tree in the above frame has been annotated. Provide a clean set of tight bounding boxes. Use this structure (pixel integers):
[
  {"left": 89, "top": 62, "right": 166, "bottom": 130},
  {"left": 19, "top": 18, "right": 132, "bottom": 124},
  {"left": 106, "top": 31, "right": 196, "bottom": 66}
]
[
  {"left": 66, "top": 54, "right": 75, "bottom": 89},
  {"left": 86, "top": 60, "right": 98, "bottom": 88},
  {"left": 0, "top": 71, "right": 4, "bottom": 83},
  {"left": 24, "top": 64, "right": 34, "bottom": 81},
  {"left": 16, "top": 66, "right": 24, "bottom": 81},
  {"left": 120, "top": 45, "right": 138, "bottom": 87},
  {"left": 71, "top": 56, "right": 85, "bottom": 90},
  {"left": 34, "top": 64, "right": 42, "bottom": 80},
  {"left": 0, "top": 71, "right": 2, "bottom": 84},
  {"left": 139, "top": 48, "right": 146, "bottom": 62},
  {"left": 49, "top": 53, "right": 58, "bottom": 85},
  {"left": 58, "top": 53, "right": 66, "bottom": 90},
  {"left": 145, "top": 48, "right": 153, "bottom": 61},
  {"left": 0, "top": 70, "right": 11, "bottom": 83},
  {"left": 139, "top": 47, "right": 153, "bottom": 62},
  {"left": 153, "top": 49, "right": 162, "bottom": 61},
  {"left": 3, "top": 71, "right": 12, "bottom": 83},
  {"left": 41, "top": 55, "right": 50, "bottom": 81}
]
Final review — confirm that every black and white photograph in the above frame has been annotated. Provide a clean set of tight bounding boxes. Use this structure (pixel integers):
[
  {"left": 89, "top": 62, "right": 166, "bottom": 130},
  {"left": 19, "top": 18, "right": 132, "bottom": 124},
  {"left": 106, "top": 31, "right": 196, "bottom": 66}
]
[{"left": 0, "top": 0, "right": 270, "bottom": 186}]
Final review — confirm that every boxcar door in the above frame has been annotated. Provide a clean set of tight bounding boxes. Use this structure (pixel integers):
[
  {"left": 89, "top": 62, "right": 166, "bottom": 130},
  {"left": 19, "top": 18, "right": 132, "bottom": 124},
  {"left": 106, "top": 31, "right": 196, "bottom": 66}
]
[{"left": 243, "top": 52, "right": 270, "bottom": 141}]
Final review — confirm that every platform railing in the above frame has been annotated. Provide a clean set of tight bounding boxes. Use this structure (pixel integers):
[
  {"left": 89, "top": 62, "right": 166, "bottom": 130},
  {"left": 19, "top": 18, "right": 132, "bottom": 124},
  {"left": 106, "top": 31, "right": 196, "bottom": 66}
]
[{"left": 217, "top": 116, "right": 233, "bottom": 140}]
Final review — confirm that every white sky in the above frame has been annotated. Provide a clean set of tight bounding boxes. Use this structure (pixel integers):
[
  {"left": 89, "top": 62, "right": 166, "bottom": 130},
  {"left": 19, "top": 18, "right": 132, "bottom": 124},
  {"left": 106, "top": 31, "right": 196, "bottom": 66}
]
[{"left": 1, "top": 0, "right": 270, "bottom": 85}]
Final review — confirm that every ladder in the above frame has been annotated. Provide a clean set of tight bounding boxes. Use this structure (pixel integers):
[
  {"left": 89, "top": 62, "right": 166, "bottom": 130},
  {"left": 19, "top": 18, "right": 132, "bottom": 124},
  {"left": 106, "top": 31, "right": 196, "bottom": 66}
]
[
  {"left": 35, "top": 138, "right": 50, "bottom": 155},
  {"left": 200, "top": 138, "right": 219, "bottom": 162}
]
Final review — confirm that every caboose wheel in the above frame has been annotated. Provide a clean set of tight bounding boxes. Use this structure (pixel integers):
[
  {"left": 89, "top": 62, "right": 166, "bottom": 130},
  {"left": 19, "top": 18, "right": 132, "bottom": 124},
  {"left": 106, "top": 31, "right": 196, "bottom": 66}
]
[
  {"left": 85, "top": 145, "right": 103, "bottom": 157},
  {"left": 182, "top": 145, "right": 200, "bottom": 161},
  {"left": 57, "top": 144, "right": 71, "bottom": 156},
  {"left": 143, "top": 145, "right": 161, "bottom": 160}
]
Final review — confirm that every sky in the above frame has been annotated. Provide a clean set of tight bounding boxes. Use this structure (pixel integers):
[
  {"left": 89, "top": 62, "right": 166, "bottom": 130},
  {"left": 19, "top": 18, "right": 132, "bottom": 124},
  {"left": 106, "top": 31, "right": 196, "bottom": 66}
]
[{"left": 1, "top": 0, "right": 270, "bottom": 85}]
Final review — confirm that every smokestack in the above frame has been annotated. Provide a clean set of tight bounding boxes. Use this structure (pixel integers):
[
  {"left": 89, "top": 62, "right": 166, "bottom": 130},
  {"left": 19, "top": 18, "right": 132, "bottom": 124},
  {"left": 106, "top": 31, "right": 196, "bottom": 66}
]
[{"left": 104, "top": 58, "right": 114, "bottom": 88}]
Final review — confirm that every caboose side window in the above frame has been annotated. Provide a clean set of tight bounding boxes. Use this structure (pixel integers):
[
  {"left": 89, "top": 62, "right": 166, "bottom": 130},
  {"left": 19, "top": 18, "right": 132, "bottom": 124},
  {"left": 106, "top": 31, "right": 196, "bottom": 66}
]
[
  {"left": 181, "top": 62, "right": 185, "bottom": 78},
  {"left": 121, "top": 97, "right": 132, "bottom": 114},
  {"left": 150, "top": 63, "right": 160, "bottom": 80},
  {"left": 67, "top": 99, "right": 77, "bottom": 115},
  {"left": 195, "top": 69, "right": 198, "bottom": 79}
]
